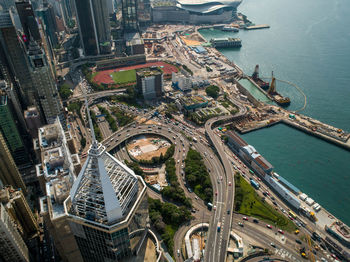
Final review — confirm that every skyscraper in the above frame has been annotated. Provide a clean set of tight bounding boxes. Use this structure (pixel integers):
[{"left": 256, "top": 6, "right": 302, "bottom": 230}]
[
  {"left": 36, "top": 3, "right": 59, "bottom": 50},
  {"left": 15, "top": 0, "right": 41, "bottom": 44},
  {"left": 64, "top": 101, "right": 149, "bottom": 261},
  {"left": 0, "top": 88, "right": 31, "bottom": 168},
  {"left": 0, "top": 11, "right": 35, "bottom": 107},
  {"left": 0, "top": 132, "right": 27, "bottom": 195},
  {"left": 121, "top": 0, "right": 138, "bottom": 33},
  {"left": 0, "top": 203, "right": 30, "bottom": 262},
  {"left": 27, "top": 39, "right": 65, "bottom": 127},
  {"left": 0, "top": 186, "right": 39, "bottom": 239},
  {"left": 74, "top": 0, "right": 111, "bottom": 56}
]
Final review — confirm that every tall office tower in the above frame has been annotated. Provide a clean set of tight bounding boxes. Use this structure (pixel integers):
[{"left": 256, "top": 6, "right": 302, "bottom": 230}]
[
  {"left": 0, "top": 11, "right": 35, "bottom": 107},
  {"left": 24, "top": 106, "right": 42, "bottom": 138},
  {"left": 36, "top": 118, "right": 82, "bottom": 262},
  {"left": 15, "top": 0, "right": 41, "bottom": 44},
  {"left": 64, "top": 103, "right": 149, "bottom": 261},
  {"left": 0, "top": 88, "right": 31, "bottom": 168},
  {"left": 0, "top": 80, "right": 27, "bottom": 131},
  {"left": 137, "top": 0, "right": 151, "bottom": 27},
  {"left": 27, "top": 39, "right": 65, "bottom": 127},
  {"left": 121, "top": 0, "right": 138, "bottom": 33},
  {"left": 0, "top": 132, "right": 27, "bottom": 194},
  {"left": 0, "top": 0, "right": 15, "bottom": 10},
  {"left": 0, "top": 186, "right": 39, "bottom": 238},
  {"left": 0, "top": 203, "right": 30, "bottom": 262},
  {"left": 74, "top": 0, "right": 111, "bottom": 56},
  {"left": 37, "top": 3, "right": 59, "bottom": 50}
]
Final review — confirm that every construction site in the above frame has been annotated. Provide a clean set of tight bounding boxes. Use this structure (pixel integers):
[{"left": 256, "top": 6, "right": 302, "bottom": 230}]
[{"left": 126, "top": 134, "right": 171, "bottom": 161}]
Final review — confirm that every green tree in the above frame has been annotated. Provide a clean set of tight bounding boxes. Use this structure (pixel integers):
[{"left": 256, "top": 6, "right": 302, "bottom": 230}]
[
  {"left": 59, "top": 84, "right": 72, "bottom": 100},
  {"left": 205, "top": 85, "right": 220, "bottom": 99}
]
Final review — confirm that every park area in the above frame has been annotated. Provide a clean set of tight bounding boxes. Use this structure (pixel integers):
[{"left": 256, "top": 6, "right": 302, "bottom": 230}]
[
  {"left": 93, "top": 61, "right": 179, "bottom": 85},
  {"left": 234, "top": 173, "right": 296, "bottom": 232}
]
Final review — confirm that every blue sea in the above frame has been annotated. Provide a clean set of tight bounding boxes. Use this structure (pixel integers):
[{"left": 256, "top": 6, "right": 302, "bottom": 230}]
[{"left": 200, "top": 0, "right": 350, "bottom": 225}]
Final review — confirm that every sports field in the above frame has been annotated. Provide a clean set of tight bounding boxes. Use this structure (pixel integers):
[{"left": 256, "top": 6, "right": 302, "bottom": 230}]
[
  {"left": 111, "top": 70, "right": 136, "bottom": 84},
  {"left": 93, "top": 61, "right": 178, "bottom": 85}
]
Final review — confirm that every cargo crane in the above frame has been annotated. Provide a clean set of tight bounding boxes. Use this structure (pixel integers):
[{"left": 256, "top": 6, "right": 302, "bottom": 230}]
[
  {"left": 251, "top": 65, "right": 270, "bottom": 89},
  {"left": 267, "top": 72, "right": 291, "bottom": 106}
]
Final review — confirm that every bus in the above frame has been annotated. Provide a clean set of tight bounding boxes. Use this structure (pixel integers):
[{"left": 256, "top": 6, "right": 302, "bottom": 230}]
[
  {"left": 249, "top": 169, "right": 255, "bottom": 175},
  {"left": 288, "top": 210, "right": 297, "bottom": 219}
]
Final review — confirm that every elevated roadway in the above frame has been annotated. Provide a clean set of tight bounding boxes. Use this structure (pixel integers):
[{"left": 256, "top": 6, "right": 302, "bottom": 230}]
[{"left": 204, "top": 103, "right": 247, "bottom": 262}]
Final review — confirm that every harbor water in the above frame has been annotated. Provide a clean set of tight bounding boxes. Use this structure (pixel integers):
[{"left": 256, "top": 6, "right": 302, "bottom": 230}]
[{"left": 200, "top": 0, "right": 350, "bottom": 225}]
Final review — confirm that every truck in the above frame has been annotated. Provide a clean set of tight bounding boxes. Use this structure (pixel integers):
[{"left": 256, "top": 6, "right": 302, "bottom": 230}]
[
  {"left": 250, "top": 178, "right": 260, "bottom": 189},
  {"left": 207, "top": 202, "right": 213, "bottom": 210},
  {"left": 217, "top": 222, "right": 221, "bottom": 232}
]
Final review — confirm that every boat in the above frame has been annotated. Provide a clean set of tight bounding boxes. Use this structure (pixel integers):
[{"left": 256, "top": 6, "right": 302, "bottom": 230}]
[
  {"left": 252, "top": 65, "right": 269, "bottom": 89},
  {"left": 267, "top": 72, "right": 291, "bottom": 106},
  {"left": 221, "top": 26, "right": 239, "bottom": 32}
]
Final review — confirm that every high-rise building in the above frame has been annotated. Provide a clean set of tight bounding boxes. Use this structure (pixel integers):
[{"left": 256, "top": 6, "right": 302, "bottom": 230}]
[
  {"left": 36, "top": 3, "right": 59, "bottom": 50},
  {"left": 64, "top": 102, "right": 149, "bottom": 261},
  {"left": 0, "top": 186, "right": 39, "bottom": 239},
  {"left": 136, "top": 67, "right": 163, "bottom": 100},
  {"left": 27, "top": 39, "right": 65, "bottom": 127},
  {"left": 0, "top": 11, "right": 35, "bottom": 107},
  {"left": 15, "top": 0, "right": 41, "bottom": 44},
  {"left": 0, "top": 203, "right": 29, "bottom": 262},
  {"left": 0, "top": 0, "right": 15, "bottom": 11},
  {"left": 121, "top": 0, "right": 138, "bottom": 33},
  {"left": 74, "top": 0, "right": 111, "bottom": 56},
  {"left": 0, "top": 89, "right": 31, "bottom": 168},
  {"left": 0, "top": 132, "right": 27, "bottom": 194},
  {"left": 36, "top": 118, "right": 82, "bottom": 262}
]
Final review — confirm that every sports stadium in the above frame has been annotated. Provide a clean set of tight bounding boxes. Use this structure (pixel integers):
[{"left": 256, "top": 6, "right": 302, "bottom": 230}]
[{"left": 152, "top": 0, "right": 242, "bottom": 24}]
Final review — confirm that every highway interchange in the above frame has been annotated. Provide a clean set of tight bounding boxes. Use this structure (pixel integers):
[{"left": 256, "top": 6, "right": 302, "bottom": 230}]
[{"left": 70, "top": 91, "right": 336, "bottom": 262}]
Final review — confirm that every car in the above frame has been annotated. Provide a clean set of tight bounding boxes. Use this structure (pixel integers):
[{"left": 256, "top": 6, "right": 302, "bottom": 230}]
[
  {"left": 271, "top": 196, "right": 275, "bottom": 200},
  {"left": 242, "top": 217, "right": 248, "bottom": 221},
  {"left": 238, "top": 222, "right": 244, "bottom": 227},
  {"left": 213, "top": 205, "right": 217, "bottom": 211},
  {"left": 181, "top": 164, "right": 184, "bottom": 168},
  {"left": 295, "top": 239, "right": 302, "bottom": 244},
  {"left": 257, "top": 177, "right": 261, "bottom": 181},
  {"left": 177, "top": 160, "right": 180, "bottom": 163},
  {"left": 227, "top": 210, "right": 230, "bottom": 214},
  {"left": 177, "top": 250, "right": 180, "bottom": 257},
  {"left": 278, "top": 229, "right": 284, "bottom": 234},
  {"left": 266, "top": 224, "right": 272, "bottom": 229},
  {"left": 215, "top": 191, "right": 218, "bottom": 196},
  {"left": 295, "top": 230, "right": 300, "bottom": 234},
  {"left": 331, "top": 254, "right": 337, "bottom": 259},
  {"left": 228, "top": 182, "right": 232, "bottom": 186},
  {"left": 253, "top": 219, "right": 259, "bottom": 223},
  {"left": 270, "top": 243, "right": 276, "bottom": 248},
  {"left": 273, "top": 201, "right": 277, "bottom": 206}
]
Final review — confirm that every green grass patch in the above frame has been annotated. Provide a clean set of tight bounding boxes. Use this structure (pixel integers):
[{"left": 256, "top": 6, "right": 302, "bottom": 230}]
[
  {"left": 110, "top": 70, "right": 136, "bottom": 84},
  {"left": 234, "top": 173, "right": 296, "bottom": 232}
]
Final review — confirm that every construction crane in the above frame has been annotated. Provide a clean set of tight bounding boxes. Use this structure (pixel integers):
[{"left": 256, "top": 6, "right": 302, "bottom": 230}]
[
  {"left": 306, "top": 234, "right": 315, "bottom": 262},
  {"left": 267, "top": 71, "right": 276, "bottom": 95}
]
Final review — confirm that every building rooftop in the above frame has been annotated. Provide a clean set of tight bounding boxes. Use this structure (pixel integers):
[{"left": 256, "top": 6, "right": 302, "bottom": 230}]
[
  {"left": 181, "top": 95, "right": 207, "bottom": 106},
  {"left": 137, "top": 67, "right": 163, "bottom": 77},
  {"left": 226, "top": 130, "right": 248, "bottom": 147}
]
